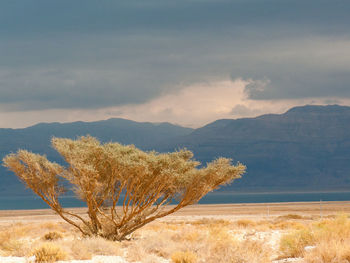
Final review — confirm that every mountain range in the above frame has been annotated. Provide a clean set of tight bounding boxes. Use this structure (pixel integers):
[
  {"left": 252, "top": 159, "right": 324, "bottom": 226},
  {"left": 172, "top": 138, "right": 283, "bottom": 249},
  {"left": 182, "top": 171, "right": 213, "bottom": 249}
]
[{"left": 1, "top": 104, "right": 350, "bottom": 196}]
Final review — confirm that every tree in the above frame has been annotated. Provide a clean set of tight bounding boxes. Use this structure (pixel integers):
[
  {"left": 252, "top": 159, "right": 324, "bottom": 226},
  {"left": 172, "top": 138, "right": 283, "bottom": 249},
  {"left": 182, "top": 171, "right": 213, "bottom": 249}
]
[{"left": 3, "top": 136, "right": 245, "bottom": 241}]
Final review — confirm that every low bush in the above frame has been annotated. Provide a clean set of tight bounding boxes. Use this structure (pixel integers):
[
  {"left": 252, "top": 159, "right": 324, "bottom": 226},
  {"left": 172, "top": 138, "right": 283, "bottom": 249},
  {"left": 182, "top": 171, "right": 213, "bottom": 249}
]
[
  {"left": 171, "top": 250, "right": 197, "bottom": 263},
  {"left": 279, "top": 228, "right": 315, "bottom": 258},
  {"left": 235, "top": 219, "right": 257, "bottom": 228},
  {"left": 43, "top": 232, "right": 63, "bottom": 241},
  {"left": 304, "top": 239, "right": 350, "bottom": 263},
  {"left": 32, "top": 243, "right": 67, "bottom": 263},
  {"left": 277, "top": 214, "right": 304, "bottom": 220}
]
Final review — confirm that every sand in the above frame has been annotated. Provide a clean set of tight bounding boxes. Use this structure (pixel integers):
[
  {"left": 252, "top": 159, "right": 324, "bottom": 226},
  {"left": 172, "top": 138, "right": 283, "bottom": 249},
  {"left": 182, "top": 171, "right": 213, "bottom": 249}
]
[
  {"left": 1, "top": 201, "right": 349, "bottom": 223},
  {"left": 1, "top": 201, "right": 349, "bottom": 263}
]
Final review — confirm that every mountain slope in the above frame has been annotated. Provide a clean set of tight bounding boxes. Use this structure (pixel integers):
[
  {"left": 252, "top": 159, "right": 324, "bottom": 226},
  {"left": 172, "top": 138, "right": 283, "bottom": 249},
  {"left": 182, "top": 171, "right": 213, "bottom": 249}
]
[
  {"left": 1, "top": 105, "right": 350, "bottom": 197},
  {"left": 0, "top": 118, "right": 193, "bottom": 196},
  {"left": 158, "top": 105, "right": 350, "bottom": 191}
]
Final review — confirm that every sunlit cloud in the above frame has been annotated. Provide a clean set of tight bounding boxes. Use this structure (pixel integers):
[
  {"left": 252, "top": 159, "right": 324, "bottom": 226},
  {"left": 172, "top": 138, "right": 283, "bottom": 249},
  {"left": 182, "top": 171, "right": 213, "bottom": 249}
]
[{"left": 2, "top": 78, "right": 350, "bottom": 129}]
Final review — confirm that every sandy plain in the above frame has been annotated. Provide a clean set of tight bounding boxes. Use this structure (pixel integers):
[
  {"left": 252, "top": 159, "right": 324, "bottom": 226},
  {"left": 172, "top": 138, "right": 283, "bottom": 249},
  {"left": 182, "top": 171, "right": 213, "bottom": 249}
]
[
  {"left": 1, "top": 201, "right": 350, "bottom": 263},
  {"left": 1, "top": 201, "right": 349, "bottom": 223}
]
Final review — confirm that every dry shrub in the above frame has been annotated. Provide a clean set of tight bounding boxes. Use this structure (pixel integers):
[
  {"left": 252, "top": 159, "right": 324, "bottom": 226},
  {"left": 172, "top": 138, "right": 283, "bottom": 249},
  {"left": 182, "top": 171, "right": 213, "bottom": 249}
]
[
  {"left": 304, "top": 239, "right": 350, "bottom": 263},
  {"left": 279, "top": 214, "right": 350, "bottom": 260},
  {"left": 43, "top": 232, "right": 63, "bottom": 241},
  {"left": 277, "top": 214, "right": 304, "bottom": 220},
  {"left": 0, "top": 222, "right": 71, "bottom": 257},
  {"left": 279, "top": 228, "right": 315, "bottom": 258},
  {"left": 235, "top": 219, "right": 257, "bottom": 228},
  {"left": 171, "top": 251, "right": 197, "bottom": 263},
  {"left": 0, "top": 227, "right": 29, "bottom": 256},
  {"left": 301, "top": 214, "right": 350, "bottom": 263},
  {"left": 32, "top": 243, "right": 67, "bottom": 263},
  {"left": 0, "top": 239, "right": 26, "bottom": 256},
  {"left": 313, "top": 214, "right": 350, "bottom": 241}
]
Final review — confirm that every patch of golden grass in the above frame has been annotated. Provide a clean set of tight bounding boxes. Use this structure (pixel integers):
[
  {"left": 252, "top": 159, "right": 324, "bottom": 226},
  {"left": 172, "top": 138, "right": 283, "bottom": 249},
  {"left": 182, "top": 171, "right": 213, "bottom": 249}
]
[
  {"left": 234, "top": 219, "right": 257, "bottom": 228},
  {"left": 0, "top": 223, "right": 31, "bottom": 256},
  {"left": 124, "top": 218, "right": 271, "bottom": 263},
  {"left": 304, "top": 239, "right": 350, "bottom": 263},
  {"left": 312, "top": 214, "right": 350, "bottom": 241},
  {"left": 0, "top": 217, "right": 273, "bottom": 262},
  {"left": 32, "top": 243, "right": 67, "bottom": 263},
  {"left": 42, "top": 231, "right": 63, "bottom": 241},
  {"left": 207, "top": 238, "right": 271, "bottom": 263},
  {"left": 279, "top": 228, "right": 315, "bottom": 258},
  {"left": 126, "top": 227, "right": 181, "bottom": 260},
  {"left": 301, "top": 214, "right": 350, "bottom": 262},
  {"left": 272, "top": 220, "right": 306, "bottom": 230},
  {"left": 145, "top": 222, "right": 182, "bottom": 232},
  {"left": 189, "top": 218, "right": 231, "bottom": 227},
  {"left": 208, "top": 225, "right": 233, "bottom": 243},
  {"left": 278, "top": 214, "right": 350, "bottom": 261},
  {"left": 277, "top": 214, "right": 304, "bottom": 220},
  {"left": 171, "top": 250, "right": 197, "bottom": 263}
]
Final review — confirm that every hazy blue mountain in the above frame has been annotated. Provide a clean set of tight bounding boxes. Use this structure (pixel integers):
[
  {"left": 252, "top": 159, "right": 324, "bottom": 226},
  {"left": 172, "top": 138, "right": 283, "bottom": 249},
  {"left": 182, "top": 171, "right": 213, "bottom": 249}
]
[
  {"left": 0, "top": 118, "right": 193, "bottom": 196},
  {"left": 1, "top": 105, "right": 350, "bottom": 198},
  {"left": 158, "top": 105, "right": 350, "bottom": 191}
]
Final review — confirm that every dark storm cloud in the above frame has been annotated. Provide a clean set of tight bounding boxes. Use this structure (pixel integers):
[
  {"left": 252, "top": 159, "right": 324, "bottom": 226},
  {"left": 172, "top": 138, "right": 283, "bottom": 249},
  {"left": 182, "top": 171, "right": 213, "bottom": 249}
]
[{"left": 1, "top": 0, "right": 350, "bottom": 110}]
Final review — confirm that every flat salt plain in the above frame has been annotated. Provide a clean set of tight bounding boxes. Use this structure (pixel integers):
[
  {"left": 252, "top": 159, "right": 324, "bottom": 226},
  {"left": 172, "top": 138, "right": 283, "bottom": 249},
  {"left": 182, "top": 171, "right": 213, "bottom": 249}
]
[{"left": 1, "top": 202, "right": 350, "bottom": 263}]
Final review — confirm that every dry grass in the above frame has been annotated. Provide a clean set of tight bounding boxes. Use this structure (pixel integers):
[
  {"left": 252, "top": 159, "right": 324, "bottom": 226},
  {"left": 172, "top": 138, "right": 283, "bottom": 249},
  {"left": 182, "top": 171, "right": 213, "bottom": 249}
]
[
  {"left": 272, "top": 220, "right": 305, "bottom": 230},
  {"left": 302, "top": 214, "right": 350, "bottom": 263},
  {"left": 234, "top": 219, "right": 257, "bottom": 228},
  {"left": 0, "top": 218, "right": 277, "bottom": 262},
  {"left": 277, "top": 214, "right": 304, "bottom": 220},
  {"left": 304, "top": 239, "right": 350, "bottom": 263},
  {"left": 71, "top": 237, "right": 122, "bottom": 256},
  {"left": 279, "top": 228, "right": 315, "bottom": 258},
  {"left": 32, "top": 243, "right": 67, "bottom": 263},
  {"left": 42, "top": 231, "right": 63, "bottom": 241},
  {"left": 3, "top": 215, "right": 342, "bottom": 262},
  {"left": 171, "top": 251, "right": 197, "bottom": 263},
  {"left": 124, "top": 218, "right": 271, "bottom": 263},
  {"left": 277, "top": 214, "right": 350, "bottom": 262}
]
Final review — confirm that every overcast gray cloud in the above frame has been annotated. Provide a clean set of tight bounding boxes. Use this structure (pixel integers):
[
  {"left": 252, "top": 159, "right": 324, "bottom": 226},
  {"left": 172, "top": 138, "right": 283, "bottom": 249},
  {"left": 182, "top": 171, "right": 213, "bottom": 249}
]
[{"left": 0, "top": 0, "right": 350, "bottom": 124}]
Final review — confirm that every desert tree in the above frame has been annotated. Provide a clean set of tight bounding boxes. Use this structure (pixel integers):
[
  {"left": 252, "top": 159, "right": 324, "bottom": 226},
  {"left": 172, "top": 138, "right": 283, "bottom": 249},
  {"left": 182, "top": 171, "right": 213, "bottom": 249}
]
[{"left": 3, "top": 136, "right": 245, "bottom": 241}]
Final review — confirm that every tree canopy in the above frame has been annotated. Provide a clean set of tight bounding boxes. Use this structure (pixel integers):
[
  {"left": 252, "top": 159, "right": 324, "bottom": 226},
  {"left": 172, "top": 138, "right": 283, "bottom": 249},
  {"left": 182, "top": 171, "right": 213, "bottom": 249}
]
[{"left": 3, "top": 136, "right": 245, "bottom": 241}]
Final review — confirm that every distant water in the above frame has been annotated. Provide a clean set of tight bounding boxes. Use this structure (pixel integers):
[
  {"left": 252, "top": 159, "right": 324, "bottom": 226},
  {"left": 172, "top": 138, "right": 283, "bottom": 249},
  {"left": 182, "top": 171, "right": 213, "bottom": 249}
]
[
  {"left": 1, "top": 191, "right": 350, "bottom": 210},
  {"left": 199, "top": 191, "right": 350, "bottom": 204}
]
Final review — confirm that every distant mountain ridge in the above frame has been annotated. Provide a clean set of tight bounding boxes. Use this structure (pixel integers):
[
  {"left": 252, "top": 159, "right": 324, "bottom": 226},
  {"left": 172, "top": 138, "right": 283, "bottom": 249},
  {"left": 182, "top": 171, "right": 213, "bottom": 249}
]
[
  {"left": 1, "top": 105, "right": 350, "bottom": 197},
  {"left": 0, "top": 118, "right": 194, "bottom": 196},
  {"left": 157, "top": 105, "right": 350, "bottom": 191}
]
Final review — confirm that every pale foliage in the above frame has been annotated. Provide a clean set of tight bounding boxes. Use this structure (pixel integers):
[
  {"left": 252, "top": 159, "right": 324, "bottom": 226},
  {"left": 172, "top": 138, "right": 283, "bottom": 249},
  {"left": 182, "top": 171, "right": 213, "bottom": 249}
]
[{"left": 3, "top": 136, "right": 245, "bottom": 241}]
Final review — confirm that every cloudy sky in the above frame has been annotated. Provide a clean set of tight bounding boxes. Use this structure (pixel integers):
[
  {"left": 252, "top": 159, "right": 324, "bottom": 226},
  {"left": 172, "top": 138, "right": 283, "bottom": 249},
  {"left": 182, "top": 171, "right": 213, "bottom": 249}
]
[{"left": 1, "top": 0, "right": 350, "bottom": 128}]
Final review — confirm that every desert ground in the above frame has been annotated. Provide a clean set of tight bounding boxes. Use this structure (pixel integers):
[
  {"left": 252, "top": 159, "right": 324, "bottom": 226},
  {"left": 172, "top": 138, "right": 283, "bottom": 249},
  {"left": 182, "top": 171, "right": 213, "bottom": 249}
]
[{"left": 1, "top": 201, "right": 350, "bottom": 263}]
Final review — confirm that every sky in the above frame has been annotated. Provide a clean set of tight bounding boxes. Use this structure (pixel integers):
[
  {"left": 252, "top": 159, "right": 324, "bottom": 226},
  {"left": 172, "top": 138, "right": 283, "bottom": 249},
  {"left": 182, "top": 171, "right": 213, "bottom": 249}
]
[{"left": 1, "top": 0, "right": 350, "bottom": 128}]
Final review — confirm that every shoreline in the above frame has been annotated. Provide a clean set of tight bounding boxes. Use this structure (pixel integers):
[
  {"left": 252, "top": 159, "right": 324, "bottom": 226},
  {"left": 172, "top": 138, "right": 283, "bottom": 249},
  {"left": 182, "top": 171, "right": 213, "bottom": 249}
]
[{"left": 1, "top": 200, "right": 350, "bottom": 223}]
